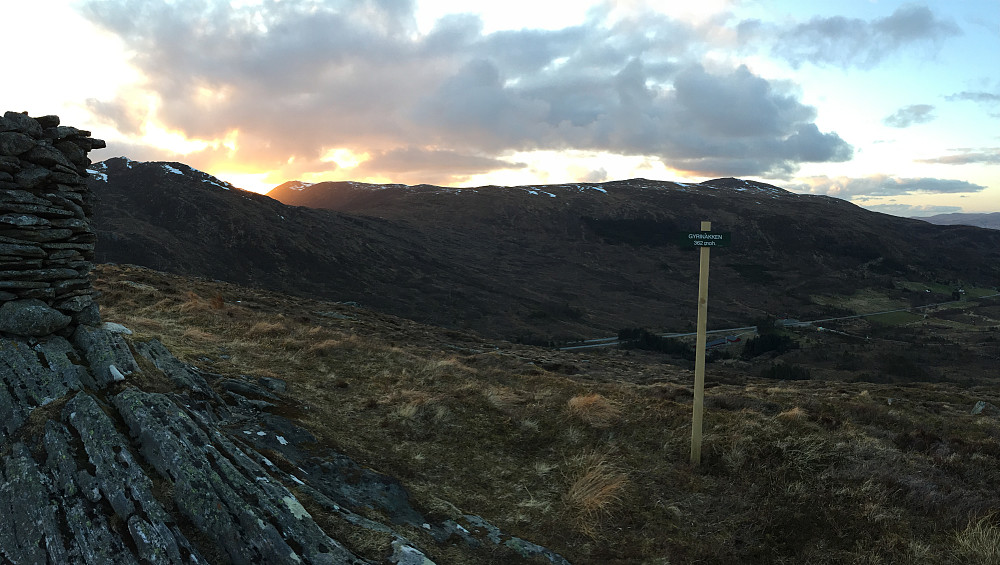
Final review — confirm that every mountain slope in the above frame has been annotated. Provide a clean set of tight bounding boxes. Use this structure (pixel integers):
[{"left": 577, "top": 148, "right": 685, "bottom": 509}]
[
  {"left": 269, "top": 176, "right": 1000, "bottom": 332},
  {"left": 91, "top": 159, "right": 1000, "bottom": 341}
]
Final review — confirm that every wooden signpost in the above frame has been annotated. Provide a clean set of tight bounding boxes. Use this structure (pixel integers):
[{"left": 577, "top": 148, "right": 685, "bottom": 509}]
[{"left": 682, "top": 221, "right": 728, "bottom": 466}]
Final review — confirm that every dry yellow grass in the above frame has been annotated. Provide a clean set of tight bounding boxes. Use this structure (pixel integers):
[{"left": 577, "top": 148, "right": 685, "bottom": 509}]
[
  {"left": 563, "top": 453, "right": 629, "bottom": 538},
  {"left": 953, "top": 515, "right": 1000, "bottom": 564},
  {"left": 566, "top": 393, "right": 620, "bottom": 428},
  {"left": 777, "top": 406, "right": 808, "bottom": 421}
]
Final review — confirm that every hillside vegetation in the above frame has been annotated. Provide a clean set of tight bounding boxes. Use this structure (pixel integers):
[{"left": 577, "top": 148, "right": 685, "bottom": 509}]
[{"left": 95, "top": 264, "right": 1000, "bottom": 564}]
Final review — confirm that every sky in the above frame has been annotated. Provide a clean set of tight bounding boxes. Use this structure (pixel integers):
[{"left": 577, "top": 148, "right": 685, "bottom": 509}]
[{"left": 4, "top": 0, "right": 999, "bottom": 216}]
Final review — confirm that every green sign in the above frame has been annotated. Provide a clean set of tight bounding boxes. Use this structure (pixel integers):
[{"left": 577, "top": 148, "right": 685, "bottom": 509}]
[{"left": 680, "top": 231, "right": 731, "bottom": 247}]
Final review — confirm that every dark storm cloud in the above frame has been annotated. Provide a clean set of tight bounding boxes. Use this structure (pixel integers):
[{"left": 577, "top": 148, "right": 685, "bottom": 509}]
[
  {"left": 795, "top": 175, "right": 986, "bottom": 198},
  {"left": 78, "top": 0, "right": 853, "bottom": 182},
  {"left": 753, "top": 4, "right": 960, "bottom": 69},
  {"left": 883, "top": 104, "right": 936, "bottom": 128}
]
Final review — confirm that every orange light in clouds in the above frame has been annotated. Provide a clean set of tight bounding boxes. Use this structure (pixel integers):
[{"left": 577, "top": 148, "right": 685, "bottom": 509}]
[
  {"left": 214, "top": 171, "right": 276, "bottom": 194},
  {"left": 320, "top": 148, "right": 369, "bottom": 169}
]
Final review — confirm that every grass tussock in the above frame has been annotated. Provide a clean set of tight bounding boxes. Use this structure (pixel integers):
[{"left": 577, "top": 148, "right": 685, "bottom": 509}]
[
  {"left": 566, "top": 393, "right": 620, "bottom": 428},
  {"left": 563, "top": 452, "right": 629, "bottom": 539},
  {"left": 953, "top": 515, "right": 1000, "bottom": 564}
]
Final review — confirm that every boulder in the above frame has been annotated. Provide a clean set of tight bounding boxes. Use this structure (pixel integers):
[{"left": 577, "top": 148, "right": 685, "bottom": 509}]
[
  {"left": 0, "top": 132, "right": 36, "bottom": 156},
  {"left": 0, "top": 298, "right": 71, "bottom": 336},
  {"left": 23, "top": 143, "right": 75, "bottom": 169},
  {"left": 971, "top": 400, "right": 1000, "bottom": 417},
  {"left": 1, "top": 112, "right": 42, "bottom": 137}
]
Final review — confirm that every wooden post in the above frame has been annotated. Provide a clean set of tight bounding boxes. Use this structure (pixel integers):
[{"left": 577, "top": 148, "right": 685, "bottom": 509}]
[{"left": 690, "top": 220, "right": 711, "bottom": 466}]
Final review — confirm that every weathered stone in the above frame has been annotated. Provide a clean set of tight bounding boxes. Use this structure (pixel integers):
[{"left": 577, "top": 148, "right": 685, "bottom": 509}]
[
  {"left": 0, "top": 131, "right": 36, "bottom": 156},
  {"left": 134, "top": 339, "right": 214, "bottom": 396},
  {"left": 0, "top": 188, "right": 50, "bottom": 205},
  {"left": 0, "top": 335, "right": 87, "bottom": 441},
  {"left": 34, "top": 115, "right": 59, "bottom": 128},
  {"left": 51, "top": 217, "right": 90, "bottom": 230},
  {"left": 48, "top": 125, "right": 82, "bottom": 140},
  {"left": 0, "top": 267, "right": 82, "bottom": 280},
  {"left": 0, "top": 155, "right": 19, "bottom": 173},
  {"left": 46, "top": 248, "right": 83, "bottom": 261},
  {"left": 42, "top": 240, "right": 95, "bottom": 250},
  {"left": 3, "top": 202, "right": 75, "bottom": 219},
  {"left": 0, "top": 241, "right": 45, "bottom": 256},
  {"left": 49, "top": 171, "right": 85, "bottom": 185},
  {"left": 14, "top": 164, "right": 51, "bottom": 188},
  {"left": 4, "top": 228, "right": 74, "bottom": 242},
  {"left": 2, "top": 111, "right": 43, "bottom": 137},
  {"left": 390, "top": 541, "right": 437, "bottom": 565},
  {"left": 71, "top": 300, "right": 102, "bottom": 326},
  {"left": 0, "top": 280, "right": 50, "bottom": 289},
  {"left": 0, "top": 171, "right": 11, "bottom": 182},
  {"left": 24, "top": 143, "right": 75, "bottom": 169},
  {"left": 54, "top": 294, "right": 93, "bottom": 312},
  {"left": 53, "top": 277, "right": 93, "bottom": 294},
  {"left": 0, "top": 213, "right": 50, "bottom": 227},
  {"left": 72, "top": 325, "right": 140, "bottom": 387},
  {"left": 64, "top": 393, "right": 205, "bottom": 563},
  {"left": 55, "top": 139, "right": 89, "bottom": 165},
  {"left": 0, "top": 259, "right": 43, "bottom": 271},
  {"left": 972, "top": 400, "right": 1000, "bottom": 417},
  {"left": 20, "top": 287, "right": 58, "bottom": 300},
  {"left": 42, "top": 421, "right": 144, "bottom": 564},
  {"left": 259, "top": 376, "right": 289, "bottom": 393},
  {"left": 52, "top": 162, "right": 79, "bottom": 176},
  {"left": 221, "top": 377, "right": 281, "bottom": 400},
  {"left": 0, "top": 299, "right": 71, "bottom": 336},
  {"left": 113, "top": 388, "right": 367, "bottom": 564},
  {"left": 0, "top": 444, "right": 70, "bottom": 564}
]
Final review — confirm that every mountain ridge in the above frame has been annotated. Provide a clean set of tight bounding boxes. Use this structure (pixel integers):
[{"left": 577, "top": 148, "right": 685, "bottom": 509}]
[
  {"left": 90, "top": 157, "right": 1000, "bottom": 342},
  {"left": 919, "top": 211, "right": 1000, "bottom": 230}
]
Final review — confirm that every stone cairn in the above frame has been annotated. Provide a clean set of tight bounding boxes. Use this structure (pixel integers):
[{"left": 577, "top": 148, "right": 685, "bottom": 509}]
[{"left": 0, "top": 111, "right": 105, "bottom": 337}]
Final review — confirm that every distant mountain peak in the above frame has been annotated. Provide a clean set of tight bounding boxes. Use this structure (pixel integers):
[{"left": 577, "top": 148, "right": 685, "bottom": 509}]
[
  {"left": 919, "top": 212, "right": 1000, "bottom": 230},
  {"left": 93, "top": 157, "right": 236, "bottom": 192}
]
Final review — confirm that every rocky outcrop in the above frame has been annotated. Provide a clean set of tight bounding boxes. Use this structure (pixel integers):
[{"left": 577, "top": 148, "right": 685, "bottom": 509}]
[
  {"left": 0, "top": 111, "right": 104, "bottom": 333},
  {"left": 0, "top": 327, "right": 570, "bottom": 564}
]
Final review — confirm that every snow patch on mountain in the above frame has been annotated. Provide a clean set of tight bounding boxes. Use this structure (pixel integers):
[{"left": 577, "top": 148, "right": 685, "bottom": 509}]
[{"left": 285, "top": 181, "right": 315, "bottom": 191}]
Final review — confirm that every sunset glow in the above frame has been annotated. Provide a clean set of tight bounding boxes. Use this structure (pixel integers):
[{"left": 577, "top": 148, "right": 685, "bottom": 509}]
[{"left": 5, "top": 0, "right": 997, "bottom": 216}]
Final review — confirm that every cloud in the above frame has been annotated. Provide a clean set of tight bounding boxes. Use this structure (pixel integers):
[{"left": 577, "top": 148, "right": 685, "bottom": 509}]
[
  {"left": 947, "top": 91, "right": 1000, "bottom": 104},
  {"left": 792, "top": 174, "right": 986, "bottom": 198},
  {"left": 883, "top": 104, "right": 936, "bottom": 128},
  {"left": 351, "top": 147, "right": 526, "bottom": 185},
  {"left": 916, "top": 148, "right": 1000, "bottom": 165},
  {"left": 78, "top": 0, "right": 852, "bottom": 184},
  {"left": 946, "top": 91, "right": 1000, "bottom": 117},
  {"left": 580, "top": 168, "right": 609, "bottom": 183},
  {"left": 754, "top": 5, "right": 961, "bottom": 69}
]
